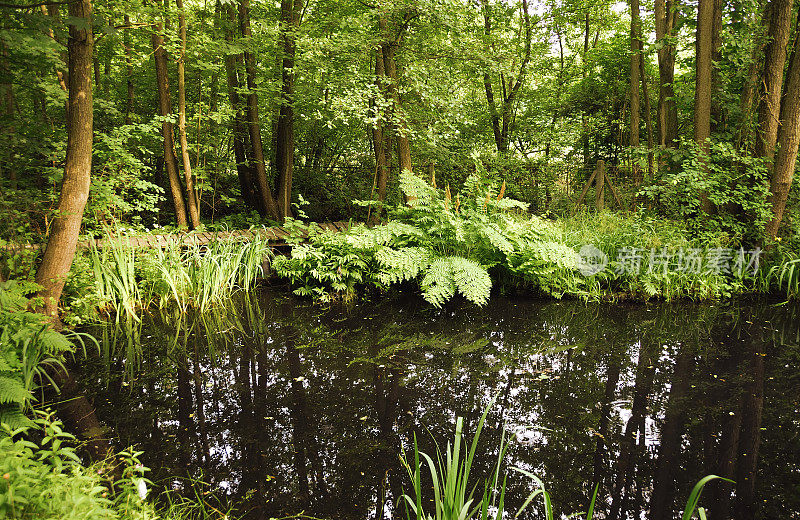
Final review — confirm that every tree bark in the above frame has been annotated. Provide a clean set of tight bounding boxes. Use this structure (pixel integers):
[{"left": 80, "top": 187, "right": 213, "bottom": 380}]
[
  {"left": 765, "top": 9, "right": 800, "bottom": 239},
  {"left": 151, "top": 19, "right": 189, "bottom": 228},
  {"left": 123, "top": 14, "right": 134, "bottom": 124},
  {"left": 274, "top": 0, "right": 302, "bottom": 219},
  {"left": 695, "top": 0, "right": 716, "bottom": 213},
  {"left": 371, "top": 45, "right": 390, "bottom": 220},
  {"left": 34, "top": 0, "right": 93, "bottom": 319},
  {"left": 176, "top": 0, "right": 200, "bottom": 227},
  {"left": 737, "top": 3, "right": 770, "bottom": 149},
  {"left": 629, "top": 0, "right": 641, "bottom": 184},
  {"left": 654, "top": 0, "right": 678, "bottom": 147},
  {"left": 238, "top": 0, "right": 280, "bottom": 220},
  {"left": 755, "top": 0, "right": 793, "bottom": 163},
  {"left": 221, "top": 3, "right": 259, "bottom": 213}
]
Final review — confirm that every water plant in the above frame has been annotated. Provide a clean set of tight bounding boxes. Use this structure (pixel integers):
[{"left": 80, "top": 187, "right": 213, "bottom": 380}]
[{"left": 400, "top": 397, "right": 728, "bottom": 519}]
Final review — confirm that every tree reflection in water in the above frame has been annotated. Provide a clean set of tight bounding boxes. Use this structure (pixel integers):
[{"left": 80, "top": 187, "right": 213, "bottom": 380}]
[{"left": 81, "top": 293, "right": 800, "bottom": 520}]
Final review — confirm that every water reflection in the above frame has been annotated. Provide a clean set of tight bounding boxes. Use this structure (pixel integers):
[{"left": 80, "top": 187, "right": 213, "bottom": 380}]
[{"left": 81, "top": 293, "right": 800, "bottom": 519}]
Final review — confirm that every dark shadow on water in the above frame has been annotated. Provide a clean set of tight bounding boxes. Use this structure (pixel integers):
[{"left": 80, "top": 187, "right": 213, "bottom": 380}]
[{"left": 79, "top": 292, "right": 800, "bottom": 520}]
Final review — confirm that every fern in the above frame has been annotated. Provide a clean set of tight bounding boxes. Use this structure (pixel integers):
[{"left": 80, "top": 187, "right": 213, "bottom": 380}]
[
  {"left": 375, "top": 247, "right": 432, "bottom": 285},
  {"left": 448, "top": 256, "right": 492, "bottom": 306},
  {"left": 421, "top": 258, "right": 456, "bottom": 307}
]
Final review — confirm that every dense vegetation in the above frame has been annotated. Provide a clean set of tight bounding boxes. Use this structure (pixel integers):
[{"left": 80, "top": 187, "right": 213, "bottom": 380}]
[{"left": 1, "top": 0, "right": 800, "bottom": 516}]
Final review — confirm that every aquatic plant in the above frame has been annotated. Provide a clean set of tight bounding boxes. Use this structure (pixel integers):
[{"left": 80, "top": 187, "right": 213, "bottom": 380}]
[
  {"left": 400, "top": 398, "right": 727, "bottom": 520},
  {"left": 761, "top": 251, "right": 800, "bottom": 299}
]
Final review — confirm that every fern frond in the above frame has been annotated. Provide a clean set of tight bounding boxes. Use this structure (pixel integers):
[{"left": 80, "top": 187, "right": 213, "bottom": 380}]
[
  {"left": 448, "top": 257, "right": 492, "bottom": 306},
  {"left": 421, "top": 258, "right": 456, "bottom": 308},
  {"left": 0, "top": 376, "right": 33, "bottom": 405},
  {"left": 375, "top": 247, "right": 432, "bottom": 285}
]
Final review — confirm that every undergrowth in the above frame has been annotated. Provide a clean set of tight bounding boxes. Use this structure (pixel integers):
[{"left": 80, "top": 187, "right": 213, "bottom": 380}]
[{"left": 274, "top": 171, "right": 769, "bottom": 306}]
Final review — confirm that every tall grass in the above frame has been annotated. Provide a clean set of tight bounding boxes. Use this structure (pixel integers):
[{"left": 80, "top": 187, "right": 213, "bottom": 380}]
[
  {"left": 87, "top": 231, "right": 271, "bottom": 369},
  {"left": 400, "top": 397, "right": 728, "bottom": 520},
  {"left": 761, "top": 252, "right": 800, "bottom": 299}
]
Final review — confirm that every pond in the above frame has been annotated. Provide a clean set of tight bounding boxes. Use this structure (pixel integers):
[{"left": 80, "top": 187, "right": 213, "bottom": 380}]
[{"left": 78, "top": 292, "right": 800, "bottom": 520}]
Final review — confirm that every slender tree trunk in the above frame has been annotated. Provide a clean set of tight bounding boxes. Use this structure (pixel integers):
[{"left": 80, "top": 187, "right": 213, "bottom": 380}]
[
  {"left": 41, "top": 5, "right": 69, "bottom": 92},
  {"left": 151, "top": 21, "right": 189, "bottom": 228},
  {"left": 481, "top": 0, "right": 531, "bottom": 154},
  {"left": 274, "top": 0, "right": 302, "bottom": 219},
  {"left": 123, "top": 14, "right": 135, "bottom": 124},
  {"left": 219, "top": 3, "right": 259, "bottom": 212},
  {"left": 765, "top": 9, "right": 800, "bottom": 238},
  {"left": 176, "top": 0, "right": 200, "bottom": 227},
  {"left": 695, "top": 0, "right": 716, "bottom": 213},
  {"left": 371, "top": 46, "right": 390, "bottom": 218},
  {"left": 755, "top": 0, "right": 793, "bottom": 163},
  {"left": 737, "top": 4, "right": 769, "bottom": 149},
  {"left": 34, "top": 0, "right": 93, "bottom": 319},
  {"left": 238, "top": 0, "right": 280, "bottom": 220},
  {"left": 655, "top": 0, "right": 678, "bottom": 147},
  {"left": 378, "top": 15, "right": 413, "bottom": 185},
  {"left": 629, "top": 0, "right": 642, "bottom": 185},
  {"left": 639, "top": 43, "right": 654, "bottom": 179}
]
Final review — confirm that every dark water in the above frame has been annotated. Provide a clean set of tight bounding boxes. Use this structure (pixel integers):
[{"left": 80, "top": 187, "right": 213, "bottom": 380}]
[{"left": 80, "top": 292, "right": 800, "bottom": 519}]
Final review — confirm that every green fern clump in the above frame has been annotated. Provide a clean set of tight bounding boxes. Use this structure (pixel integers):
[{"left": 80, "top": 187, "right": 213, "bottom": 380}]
[
  {"left": 276, "top": 170, "right": 550, "bottom": 307},
  {"left": 0, "top": 281, "right": 74, "bottom": 428}
]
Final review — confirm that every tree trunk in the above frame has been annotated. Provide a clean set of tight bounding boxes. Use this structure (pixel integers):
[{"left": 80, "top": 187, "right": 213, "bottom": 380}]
[
  {"left": 695, "top": 0, "right": 716, "bottom": 213},
  {"left": 176, "top": 0, "right": 200, "bottom": 228},
  {"left": 238, "top": 0, "right": 280, "bottom": 220},
  {"left": 481, "top": 0, "right": 531, "bottom": 154},
  {"left": 737, "top": 4, "right": 770, "bottom": 149},
  {"left": 274, "top": 0, "right": 302, "bottom": 219},
  {"left": 123, "top": 14, "right": 134, "bottom": 124},
  {"left": 379, "top": 17, "right": 413, "bottom": 182},
  {"left": 755, "top": 0, "right": 793, "bottom": 163},
  {"left": 765, "top": 9, "right": 800, "bottom": 239},
  {"left": 219, "top": 3, "right": 259, "bottom": 213},
  {"left": 629, "top": 0, "right": 641, "bottom": 184},
  {"left": 371, "top": 46, "right": 390, "bottom": 219},
  {"left": 151, "top": 21, "right": 189, "bottom": 228},
  {"left": 654, "top": 0, "right": 678, "bottom": 147},
  {"left": 34, "top": 0, "right": 94, "bottom": 319}
]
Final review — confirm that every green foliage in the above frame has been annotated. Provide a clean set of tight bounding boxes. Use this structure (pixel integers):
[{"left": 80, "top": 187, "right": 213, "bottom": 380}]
[
  {"left": 400, "top": 399, "right": 727, "bottom": 520},
  {"left": 0, "top": 281, "right": 74, "bottom": 428},
  {"left": 640, "top": 141, "right": 773, "bottom": 244},
  {"left": 0, "top": 411, "right": 232, "bottom": 520},
  {"left": 276, "top": 171, "right": 553, "bottom": 306}
]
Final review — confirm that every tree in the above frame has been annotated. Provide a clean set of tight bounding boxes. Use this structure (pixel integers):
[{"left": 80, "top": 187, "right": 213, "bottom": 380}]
[
  {"left": 238, "top": 0, "right": 280, "bottom": 220},
  {"left": 176, "top": 0, "right": 200, "bottom": 227},
  {"left": 694, "top": 0, "right": 716, "bottom": 213},
  {"left": 654, "top": 0, "right": 678, "bottom": 147},
  {"left": 34, "top": 0, "right": 94, "bottom": 319},
  {"left": 481, "top": 0, "right": 532, "bottom": 154},
  {"left": 151, "top": 9, "right": 189, "bottom": 228},
  {"left": 274, "top": 0, "right": 304, "bottom": 219},
  {"left": 765, "top": 8, "right": 800, "bottom": 238},
  {"left": 629, "top": 0, "right": 641, "bottom": 184},
  {"left": 755, "top": 0, "right": 793, "bottom": 163}
]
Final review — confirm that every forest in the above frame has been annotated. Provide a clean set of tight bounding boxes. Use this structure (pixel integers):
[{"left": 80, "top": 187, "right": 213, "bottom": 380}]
[{"left": 1, "top": 0, "right": 800, "bottom": 517}]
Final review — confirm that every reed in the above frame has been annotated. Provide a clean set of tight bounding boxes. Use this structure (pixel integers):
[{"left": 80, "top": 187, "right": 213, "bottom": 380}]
[{"left": 400, "top": 397, "right": 728, "bottom": 520}]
